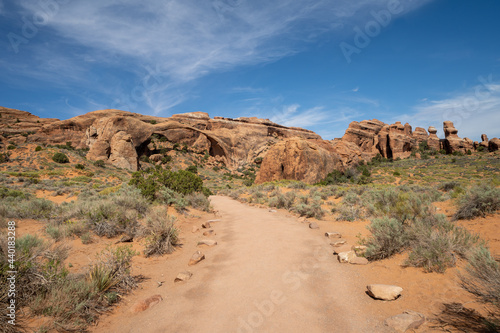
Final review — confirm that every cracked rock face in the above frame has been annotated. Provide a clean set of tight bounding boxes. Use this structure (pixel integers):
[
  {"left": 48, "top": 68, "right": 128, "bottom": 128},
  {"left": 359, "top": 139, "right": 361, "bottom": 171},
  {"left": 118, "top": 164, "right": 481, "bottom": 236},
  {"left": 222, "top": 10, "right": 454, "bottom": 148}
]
[{"left": 255, "top": 137, "right": 343, "bottom": 184}]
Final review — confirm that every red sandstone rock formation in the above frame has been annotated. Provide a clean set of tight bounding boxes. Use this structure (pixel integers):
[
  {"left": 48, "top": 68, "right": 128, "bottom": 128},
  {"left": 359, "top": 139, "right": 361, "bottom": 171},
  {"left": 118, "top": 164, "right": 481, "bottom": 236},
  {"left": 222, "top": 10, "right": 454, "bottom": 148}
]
[
  {"left": 254, "top": 138, "right": 343, "bottom": 184},
  {"left": 1, "top": 106, "right": 497, "bottom": 183},
  {"left": 427, "top": 126, "right": 441, "bottom": 151},
  {"left": 443, "top": 121, "right": 473, "bottom": 153}
]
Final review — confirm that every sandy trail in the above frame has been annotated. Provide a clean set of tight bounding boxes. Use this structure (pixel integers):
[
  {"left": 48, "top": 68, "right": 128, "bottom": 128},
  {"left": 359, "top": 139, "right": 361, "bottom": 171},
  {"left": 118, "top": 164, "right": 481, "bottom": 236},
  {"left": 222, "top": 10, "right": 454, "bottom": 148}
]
[{"left": 96, "top": 196, "right": 389, "bottom": 333}]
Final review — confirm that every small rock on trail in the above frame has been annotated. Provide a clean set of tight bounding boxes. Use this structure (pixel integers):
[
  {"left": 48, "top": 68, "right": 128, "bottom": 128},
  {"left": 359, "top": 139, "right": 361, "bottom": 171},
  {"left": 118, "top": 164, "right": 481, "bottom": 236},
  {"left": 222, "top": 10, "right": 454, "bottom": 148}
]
[
  {"left": 188, "top": 251, "right": 205, "bottom": 266},
  {"left": 367, "top": 284, "right": 403, "bottom": 301},
  {"left": 197, "top": 240, "right": 217, "bottom": 247},
  {"left": 325, "top": 232, "right": 342, "bottom": 239},
  {"left": 174, "top": 271, "right": 193, "bottom": 283}
]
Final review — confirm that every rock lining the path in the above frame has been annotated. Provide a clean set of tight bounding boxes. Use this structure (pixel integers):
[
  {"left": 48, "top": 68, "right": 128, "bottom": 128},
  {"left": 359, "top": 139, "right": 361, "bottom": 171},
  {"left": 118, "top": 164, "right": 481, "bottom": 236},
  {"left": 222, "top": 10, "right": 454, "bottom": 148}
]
[{"left": 366, "top": 284, "right": 403, "bottom": 301}]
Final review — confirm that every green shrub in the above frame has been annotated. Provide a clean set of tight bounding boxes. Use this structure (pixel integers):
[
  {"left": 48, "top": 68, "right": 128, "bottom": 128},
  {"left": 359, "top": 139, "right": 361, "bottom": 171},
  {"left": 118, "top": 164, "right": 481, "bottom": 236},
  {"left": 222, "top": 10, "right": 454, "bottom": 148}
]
[
  {"left": 269, "top": 191, "right": 296, "bottom": 210},
  {"left": 439, "top": 181, "right": 460, "bottom": 192},
  {"left": 142, "top": 210, "right": 178, "bottom": 257},
  {"left": 454, "top": 184, "right": 500, "bottom": 220},
  {"left": 75, "top": 163, "right": 85, "bottom": 170},
  {"left": 35, "top": 145, "right": 42, "bottom": 151},
  {"left": 318, "top": 170, "right": 348, "bottom": 185},
  {"left": 0, "top": 197, "right": 55, "bottom": 219},
  {"left": 52, "top": 152, "right": 69, "bottom": 163},
  {"left": 161, "top": 155, "right": 172, "bottom": 164},
  {"left": 0, "top": 153, "right": 9, "bottom": 163},
  {"left": 94, "top": 160, "right": 105, "bottom": 167},
  {"left": 0, "top": 187, "right": 29, "bottom": 199},
  {"left": 419, "top": 141, "right": 430, "bottom": 152},
  {"left": 365, "top": 218, "right": 409, "bottom": 260},
  {"left": 80, "top": 232, "right": 93, "bottom": 244},
  {"left": 7, "top": 145, "right": 16, "bottom": 150},
  {"left": 46, "top": 224, "right": 66, "bottom": 242},
  {"left": 406, "top": 221, "right": 479, "bottom": 273},
  {"left": 460, "top": 246, "right": 500, "bottom": 323},
  {"left": 186, "top": 165, "right": 198, "bottom": 174},
  {"left": 254, "top": 157, "right": 263, "bottom": 164},
  {"left": 292, "top": 197, "right": 325, "bottom": 219},
  {"left": 129, "top": 167, "right": 207, "bottom": 201},
  {"left": 363, "top": 188, "right": 435, "bottom": 224},
  {"left": 186, "top": 192, "right": 211, "bottom": 211}
]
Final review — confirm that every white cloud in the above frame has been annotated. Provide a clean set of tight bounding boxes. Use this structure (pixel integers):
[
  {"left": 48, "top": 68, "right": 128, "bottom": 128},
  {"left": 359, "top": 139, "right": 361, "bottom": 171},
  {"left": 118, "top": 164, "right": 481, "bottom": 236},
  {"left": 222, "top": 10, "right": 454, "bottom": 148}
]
[
  {"left": 352, "top": 87, "right": 359, "bottom": 92},
  {"left": 13, "top": 0, "right": 431, "bottom": 114},
  {"left": 399, "top": 82, "right": 500, "bottom": 139},
  {"left": 269, "top": 104, "right": 360, "bottom": 129}
]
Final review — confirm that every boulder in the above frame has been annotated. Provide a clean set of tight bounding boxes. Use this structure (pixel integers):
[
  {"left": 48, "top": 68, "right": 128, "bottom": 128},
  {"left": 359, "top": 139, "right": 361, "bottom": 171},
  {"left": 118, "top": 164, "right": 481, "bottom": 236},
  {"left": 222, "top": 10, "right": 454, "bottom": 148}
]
[
  {"left": 489, "top": 138, "right": 500, "bottom": 152},
  {"left": 188, "top": 251, "right": 205, "bottom": 266},
  {"left": 130, "top": 295, "right": 163, "bottom": 313},
  {"left": 366, "top": 284, "right": 403, "bottom": 301},
  {"left": 255, "top": 138, "right": 343, "bottom": 184},
  {"left": 149, "top": 154, "right": 164, "bottom": 162},
  {"left": 192, "top": 226, "right": 199, "bottom": 233},
  {"left": 384, "top": 310, "right": 425, "bottom": 332},
  {"left": 338, "top": 251, "right": 356, "bottom": 263},
  {"left": 202, "top": 222, "right": 211, "bottom": 229}
]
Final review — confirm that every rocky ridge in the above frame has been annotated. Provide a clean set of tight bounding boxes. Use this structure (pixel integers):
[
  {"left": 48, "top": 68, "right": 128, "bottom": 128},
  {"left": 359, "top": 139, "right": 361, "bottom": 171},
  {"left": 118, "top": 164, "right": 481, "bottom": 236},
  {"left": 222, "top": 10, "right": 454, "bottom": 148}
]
[{"left": 0, "top": 106, "right": 498, "bottom": 183}]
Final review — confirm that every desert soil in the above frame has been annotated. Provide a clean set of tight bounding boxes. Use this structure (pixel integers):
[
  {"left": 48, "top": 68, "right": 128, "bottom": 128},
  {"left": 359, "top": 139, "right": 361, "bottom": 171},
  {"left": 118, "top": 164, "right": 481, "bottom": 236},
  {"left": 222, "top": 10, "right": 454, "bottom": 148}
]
[{"left": 87, "top": 196, "right": 494, "bottom": 333}]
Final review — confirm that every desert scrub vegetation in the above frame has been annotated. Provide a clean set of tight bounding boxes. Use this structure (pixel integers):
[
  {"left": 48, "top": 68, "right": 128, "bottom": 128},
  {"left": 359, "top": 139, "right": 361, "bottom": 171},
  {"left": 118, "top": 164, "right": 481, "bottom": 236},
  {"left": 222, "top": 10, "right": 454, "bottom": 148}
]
[
  {"left": 335, "top": 191, "right": 363, "bottom": 221},
  {"left": 317, "top": 163, "right": 372, "bottom": 186},
  {"left": 29, "top": 245, "right": 137, "bottom": 331},
  {"left": 62, "top": 185, "right": 149, "bottom": 238},
  {"left": 363, "top": 200, "right": 480, "bottom": 273},
  {"left": 0, "top": 234, "right": 137, "bottom": 331},
  {"left": 51, "top": 152, "right": 69, "bottom": 163},
  {"left": 129, "top": 166, "right": 211, "bottom": 201},
  {"left": 459, "top": 246, "right": 500, "bottom": 329},
  {"left": 453, "top": 184, "right": 500, "bottom": 220},
  {"left": 141, "top": 209, "right": 178, "bottom": 257}
]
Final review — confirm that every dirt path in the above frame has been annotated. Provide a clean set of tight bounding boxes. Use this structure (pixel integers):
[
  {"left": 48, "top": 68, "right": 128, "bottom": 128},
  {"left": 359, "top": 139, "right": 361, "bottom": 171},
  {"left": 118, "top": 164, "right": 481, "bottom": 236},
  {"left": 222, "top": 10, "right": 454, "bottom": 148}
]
[{"left": 95, "top": 196, "right": 391, "bottom": 332}]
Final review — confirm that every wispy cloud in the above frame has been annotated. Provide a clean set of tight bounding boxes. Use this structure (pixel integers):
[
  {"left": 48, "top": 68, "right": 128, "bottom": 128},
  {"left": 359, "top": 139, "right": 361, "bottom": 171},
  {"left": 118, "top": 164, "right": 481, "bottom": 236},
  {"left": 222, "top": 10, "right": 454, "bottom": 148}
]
[
  {"left": 231, "top": 86, "right": 266, "bottom": 94},
  {"left": 268, "top": 103, "right": 361, "bottom": 137},
  {"left": 400, "top": 82, "right": 500, "bottom": 139},
  {"left": 10, "top": 0, "right": 431, "bottom": 115}
]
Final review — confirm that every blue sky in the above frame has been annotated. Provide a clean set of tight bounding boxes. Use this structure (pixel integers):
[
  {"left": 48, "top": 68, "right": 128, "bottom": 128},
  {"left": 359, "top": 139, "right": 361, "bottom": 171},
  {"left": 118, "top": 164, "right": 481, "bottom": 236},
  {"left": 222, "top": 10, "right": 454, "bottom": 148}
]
[{"left": 1, "top": 0, "right": 500, "bottom": 140}]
